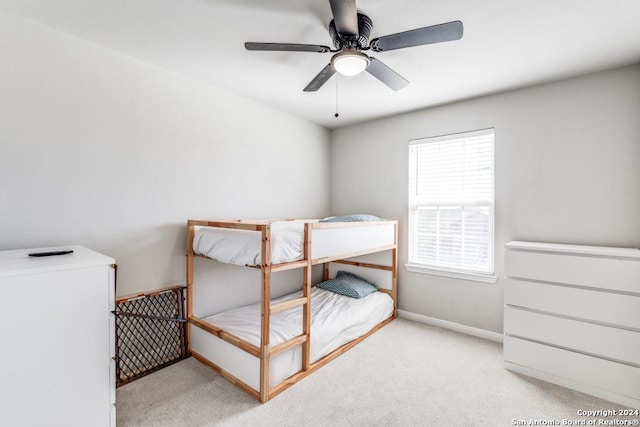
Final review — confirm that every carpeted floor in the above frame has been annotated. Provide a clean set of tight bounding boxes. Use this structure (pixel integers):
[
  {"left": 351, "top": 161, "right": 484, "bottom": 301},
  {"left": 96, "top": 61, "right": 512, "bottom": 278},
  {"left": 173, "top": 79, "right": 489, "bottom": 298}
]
[{"left": 116, "top": 318, "right": 635, "bottom": 426}]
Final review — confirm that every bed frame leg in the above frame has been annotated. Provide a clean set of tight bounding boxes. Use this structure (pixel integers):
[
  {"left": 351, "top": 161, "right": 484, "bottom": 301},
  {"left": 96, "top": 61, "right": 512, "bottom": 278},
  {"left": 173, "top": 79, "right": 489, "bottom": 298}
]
[
  {"left": 302, "top": 223, "right": 312, "bottom": 371},
  {"left": 186, "top": 222, "right": 195, "bottom": 350},
  {"left": 260, "top": 347, "right": 270, "bottom": 403},
  {"left": 259, "top": 224, "right": 272, "bottom": 403}
]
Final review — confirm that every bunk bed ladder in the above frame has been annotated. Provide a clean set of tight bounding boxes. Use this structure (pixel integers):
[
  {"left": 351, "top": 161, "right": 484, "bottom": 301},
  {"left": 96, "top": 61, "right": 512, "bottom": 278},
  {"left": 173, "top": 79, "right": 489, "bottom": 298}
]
[{"left": 259, "top": 223, "right": 313, "bottom": 402}]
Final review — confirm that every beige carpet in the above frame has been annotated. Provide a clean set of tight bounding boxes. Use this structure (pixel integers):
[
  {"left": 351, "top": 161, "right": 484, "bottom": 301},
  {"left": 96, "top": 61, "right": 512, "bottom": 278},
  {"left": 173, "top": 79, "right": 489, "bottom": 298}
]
[{"left": 117, "top": 318, "right": 634, "bottom": 426}]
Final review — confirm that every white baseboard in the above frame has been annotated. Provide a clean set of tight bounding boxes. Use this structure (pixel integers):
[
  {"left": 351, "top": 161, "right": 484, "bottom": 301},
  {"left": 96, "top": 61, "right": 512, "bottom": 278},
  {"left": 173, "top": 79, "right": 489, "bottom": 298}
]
[{"left": 397, "top": 310, "right": 504, "bottom": 343}]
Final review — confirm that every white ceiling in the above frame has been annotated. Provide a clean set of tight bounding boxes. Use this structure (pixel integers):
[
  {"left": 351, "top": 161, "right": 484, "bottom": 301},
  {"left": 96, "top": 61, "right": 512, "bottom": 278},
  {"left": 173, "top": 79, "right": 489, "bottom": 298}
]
[{"left": 2, "top": 0, "right": 640, "bottom": 129}]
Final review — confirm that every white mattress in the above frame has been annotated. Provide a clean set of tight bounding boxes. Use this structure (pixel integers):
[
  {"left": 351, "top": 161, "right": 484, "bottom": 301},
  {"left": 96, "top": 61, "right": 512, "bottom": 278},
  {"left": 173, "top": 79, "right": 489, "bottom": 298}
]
[
  {"left": 202, "top": 287, "right": 394, "bottom": 387},
  {"left": 193, "top": 220, "right": 310, "bottom": 266}
]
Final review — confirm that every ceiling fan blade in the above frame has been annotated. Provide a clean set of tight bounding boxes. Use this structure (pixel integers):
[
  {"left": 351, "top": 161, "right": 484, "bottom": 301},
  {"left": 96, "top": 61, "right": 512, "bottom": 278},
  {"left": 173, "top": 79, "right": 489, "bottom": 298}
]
[
  {"left": 366, "top": 57, "right": 409, "bottom": 91},
  {"left": 329, "top": 0, "right": 358, "bottom": 37},
  {"left": 303, "top": 63, "right": 336, "bottom": 92},
  {"left": 370, "top": 20, "right": 463, "bottom": 52},
  {"left": 245, "top": 42, "right": 331, "bottom": 53}
]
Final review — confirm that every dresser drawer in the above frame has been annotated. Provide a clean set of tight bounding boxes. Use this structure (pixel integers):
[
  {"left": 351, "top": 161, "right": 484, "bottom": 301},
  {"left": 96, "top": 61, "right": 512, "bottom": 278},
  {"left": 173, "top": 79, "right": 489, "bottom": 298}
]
[
  {"left": 504, "top": 336, "right": 640, "bottom": 403},
  {"left": 505, "top": 249, "right": 640, "bottom": 293},
  {"left": 505, "top": 279, "right": 640, "bottom": 330},
  {"left": 505, "top": 306, "right": 640, "bottom": 365}
]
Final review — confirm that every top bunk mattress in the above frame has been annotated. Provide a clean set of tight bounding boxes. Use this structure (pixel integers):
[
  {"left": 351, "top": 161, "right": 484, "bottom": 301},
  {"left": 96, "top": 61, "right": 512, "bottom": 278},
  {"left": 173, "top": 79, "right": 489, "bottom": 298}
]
[
  {"left": 192, "top": 218, "right": 397, "bottom": 267},
  {"left": 193, "top": 220, "right": 309, "bottom": 266}
]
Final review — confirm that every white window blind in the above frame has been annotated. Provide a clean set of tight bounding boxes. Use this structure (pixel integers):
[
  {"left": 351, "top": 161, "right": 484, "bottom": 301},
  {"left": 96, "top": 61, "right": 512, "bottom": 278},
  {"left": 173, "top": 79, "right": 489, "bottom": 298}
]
[{"left": 408, "top": 129, "right": 495, "bottom": 276}]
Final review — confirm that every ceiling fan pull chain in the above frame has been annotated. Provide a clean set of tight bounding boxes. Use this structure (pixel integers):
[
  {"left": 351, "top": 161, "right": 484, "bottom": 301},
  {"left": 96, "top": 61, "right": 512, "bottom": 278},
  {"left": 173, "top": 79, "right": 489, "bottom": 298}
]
[{"left": 335, "top": 76, "right": 339, "bottom": 118}]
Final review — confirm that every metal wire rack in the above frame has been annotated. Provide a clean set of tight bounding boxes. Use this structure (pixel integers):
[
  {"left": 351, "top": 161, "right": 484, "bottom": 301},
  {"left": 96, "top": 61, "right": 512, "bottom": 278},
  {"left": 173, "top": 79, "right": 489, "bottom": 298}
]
[{"left": 113, "top": 286, "right": 189, "bottom": 387}]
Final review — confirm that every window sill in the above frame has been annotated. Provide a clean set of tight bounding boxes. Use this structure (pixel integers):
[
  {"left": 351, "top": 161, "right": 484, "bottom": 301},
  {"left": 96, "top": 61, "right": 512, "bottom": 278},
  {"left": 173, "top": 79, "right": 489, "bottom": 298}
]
[{"left": 405, "top": 264, "right": 497, "bottom": 284}]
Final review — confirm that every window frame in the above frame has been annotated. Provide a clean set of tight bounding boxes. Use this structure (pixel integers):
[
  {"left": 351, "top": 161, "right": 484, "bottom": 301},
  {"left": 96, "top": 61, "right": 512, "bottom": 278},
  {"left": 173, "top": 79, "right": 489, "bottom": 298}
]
[{"left": 406, "top": 128, "right": 496, "bottom": 284}]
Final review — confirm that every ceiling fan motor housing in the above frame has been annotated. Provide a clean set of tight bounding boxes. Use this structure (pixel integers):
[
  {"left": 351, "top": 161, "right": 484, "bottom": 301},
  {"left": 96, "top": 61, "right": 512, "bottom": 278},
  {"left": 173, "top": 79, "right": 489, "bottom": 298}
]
[{"left": 329, "top": 13, "right": 373, "bottom": 50}]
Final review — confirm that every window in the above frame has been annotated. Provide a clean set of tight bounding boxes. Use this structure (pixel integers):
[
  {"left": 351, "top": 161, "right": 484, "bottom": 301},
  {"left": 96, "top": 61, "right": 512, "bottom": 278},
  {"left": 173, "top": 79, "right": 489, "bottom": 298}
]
[{"left": 407, "top": 129, "right": 495, "bottom": 282}]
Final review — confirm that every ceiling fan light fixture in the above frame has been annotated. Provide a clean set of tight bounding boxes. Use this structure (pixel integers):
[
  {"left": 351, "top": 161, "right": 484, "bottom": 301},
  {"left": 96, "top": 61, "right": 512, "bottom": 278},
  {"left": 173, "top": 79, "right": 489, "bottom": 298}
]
[{"left": 331, "top": 50, "right": 370, "bottom": 76}]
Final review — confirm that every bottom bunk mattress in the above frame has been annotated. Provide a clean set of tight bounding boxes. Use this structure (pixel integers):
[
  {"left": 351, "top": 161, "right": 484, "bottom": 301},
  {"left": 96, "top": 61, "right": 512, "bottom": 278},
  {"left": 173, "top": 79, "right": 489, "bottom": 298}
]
[{"left": 195, "top": 287, "right": 394, "bottom": 389}]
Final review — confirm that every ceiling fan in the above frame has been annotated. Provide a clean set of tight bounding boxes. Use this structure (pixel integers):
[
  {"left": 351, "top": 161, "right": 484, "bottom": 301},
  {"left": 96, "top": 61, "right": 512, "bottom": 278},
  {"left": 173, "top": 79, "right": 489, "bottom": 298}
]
[{"left": 245, "top": 0, "right": 463, "bottom": 92}]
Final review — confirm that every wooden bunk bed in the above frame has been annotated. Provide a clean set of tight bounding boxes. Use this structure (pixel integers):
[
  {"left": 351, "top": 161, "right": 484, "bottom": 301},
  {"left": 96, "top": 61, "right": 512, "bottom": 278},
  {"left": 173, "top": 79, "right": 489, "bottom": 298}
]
[{"left": 186, "top": 218, "right": 398, "bottom": 402}]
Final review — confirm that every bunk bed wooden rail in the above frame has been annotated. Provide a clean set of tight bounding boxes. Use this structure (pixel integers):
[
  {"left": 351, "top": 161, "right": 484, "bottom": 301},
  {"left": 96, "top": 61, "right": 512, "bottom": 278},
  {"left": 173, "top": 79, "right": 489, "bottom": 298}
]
[{"left": 186, "top": 218, "right": 398, "bottom": 402}]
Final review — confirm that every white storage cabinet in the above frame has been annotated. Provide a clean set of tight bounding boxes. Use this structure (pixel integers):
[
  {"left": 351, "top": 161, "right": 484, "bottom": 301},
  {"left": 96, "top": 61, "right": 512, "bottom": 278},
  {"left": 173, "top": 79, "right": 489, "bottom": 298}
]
[
  {"left": 504, "top": 241, "right": 640, "bottom": 409},
  {"left": 0, "top": 246, "right": 116, "bottom": 427}
]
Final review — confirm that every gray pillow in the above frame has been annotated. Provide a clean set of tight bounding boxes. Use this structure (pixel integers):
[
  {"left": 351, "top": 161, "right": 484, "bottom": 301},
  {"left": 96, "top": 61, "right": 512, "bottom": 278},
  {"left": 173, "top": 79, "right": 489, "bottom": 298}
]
[
  {"left": 336, "top": 270, "right": 377, "bottom": 288},
  {"left": 315, "top": 272, "right": 378, "bottom": 298}
]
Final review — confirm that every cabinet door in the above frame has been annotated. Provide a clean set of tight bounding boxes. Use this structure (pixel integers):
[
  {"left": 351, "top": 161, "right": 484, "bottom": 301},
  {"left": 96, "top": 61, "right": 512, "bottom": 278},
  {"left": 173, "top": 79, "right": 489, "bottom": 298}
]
[{"left": 0, "top": 265, "right": 111, "bottom": 427}]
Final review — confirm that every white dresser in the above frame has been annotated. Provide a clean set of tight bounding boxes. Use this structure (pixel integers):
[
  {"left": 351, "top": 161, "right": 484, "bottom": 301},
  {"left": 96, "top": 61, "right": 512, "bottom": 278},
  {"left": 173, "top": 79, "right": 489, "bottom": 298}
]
[
  {"left": 0, "top": 246, "right": 116, "bottom": 427},
  {"left": 504, "top": 241, "right": 640, "bottom": 409}
]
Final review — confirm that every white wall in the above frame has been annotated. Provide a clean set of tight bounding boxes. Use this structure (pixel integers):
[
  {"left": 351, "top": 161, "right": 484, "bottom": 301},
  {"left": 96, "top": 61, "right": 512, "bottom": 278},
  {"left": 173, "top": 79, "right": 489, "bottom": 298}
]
[
  {"left": 3, "top": 9, "right": 639, "bottom": 327},
  {"left": 0, "top": 11, "right": 331, "bottom": 297},
  {"left": 331, "top": 64, "right": 640, "bottom": 333}
]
